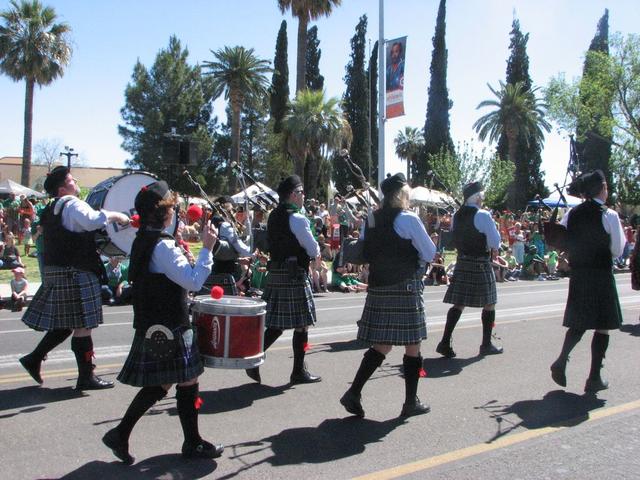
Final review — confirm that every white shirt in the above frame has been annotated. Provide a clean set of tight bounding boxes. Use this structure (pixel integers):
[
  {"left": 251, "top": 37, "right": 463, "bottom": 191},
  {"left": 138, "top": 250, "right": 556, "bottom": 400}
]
[
  {"left": 219, "top": 222, "right": 251, "bottom": 256},
  {"left": 560, "top": 199, "right": 626, "bottom": 257},
  {"left": 149, "top": 239, "right": 213, "bottom": 291},
  {"left": 55, "top": 196, "right": 112, "bottom": 233},
  {"left": 451, "top": 206, "right": 502, "bottom": 250},
  {"left": 360, "top": 210, "right": 436, "bottom": 263},
  {"left": 289, "top": 212, "right": 320, "bottom": 258}
]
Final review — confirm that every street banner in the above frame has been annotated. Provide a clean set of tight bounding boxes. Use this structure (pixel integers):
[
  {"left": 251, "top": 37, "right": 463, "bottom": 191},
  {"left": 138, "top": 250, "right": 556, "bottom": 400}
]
[{"left": 385, "top": 36, "right": 407, "bottom": 119}]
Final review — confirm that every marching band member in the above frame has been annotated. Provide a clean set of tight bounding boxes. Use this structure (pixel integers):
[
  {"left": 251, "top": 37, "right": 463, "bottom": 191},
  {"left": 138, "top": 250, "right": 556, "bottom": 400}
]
[
  {"left": 19, "top": 166, "right": 130, "bottom": 390},
  {"left": 245, "top": 175, "right": 322, "bottom": 385},
  {"left": 340, "top": 173, "right": 436, "bottom": 418},
  {"left": 103, "top": 181, "right": 224, "bottom": 464},
  {"left": 436, "top": 181, "right": 503, "bottom": 358},
  {"left": 550, "top": 170, "right": 625, "bottom": 392}
]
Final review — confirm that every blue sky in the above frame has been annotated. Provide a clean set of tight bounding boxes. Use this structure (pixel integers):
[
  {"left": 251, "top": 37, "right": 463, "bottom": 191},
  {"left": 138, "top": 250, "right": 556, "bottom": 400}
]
[{"left": 1, "top": 0, "right": 638, "bottom": 191}]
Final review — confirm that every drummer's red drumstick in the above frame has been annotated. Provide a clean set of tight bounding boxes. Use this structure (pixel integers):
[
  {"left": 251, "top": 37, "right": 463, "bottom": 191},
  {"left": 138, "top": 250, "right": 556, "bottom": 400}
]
[
  {"left": 303, "top": 342, "right": 311, "bottom": 352},
  {"left": 210, "top": 286, "right": 224, "bottom": 300},
  {"left": 130, "top": 214, "right": 140, "bottom": 229}
]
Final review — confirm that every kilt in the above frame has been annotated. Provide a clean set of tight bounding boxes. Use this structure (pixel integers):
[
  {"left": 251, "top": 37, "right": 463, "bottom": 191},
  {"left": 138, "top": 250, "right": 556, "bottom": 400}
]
[
  {"left": 201, "top": 273, "right": 238, "bottom": 296},
  {"left": 22, "top": 266, "right": 103, "bottom": 331},
  {"left": 357, "top": 276, "right": 426, "bottom": 345},
  {"left": 563, "top": 268, "right": 622, "bottom": 330},
  {"left": 262, "top": 268, "right": 316, "bottom": 329},
  {"left": 443, "top": 255, "right": 497, "bottom": 308},
  {"left": 118, "top": 325, "right": 203, "bottom": 387}
]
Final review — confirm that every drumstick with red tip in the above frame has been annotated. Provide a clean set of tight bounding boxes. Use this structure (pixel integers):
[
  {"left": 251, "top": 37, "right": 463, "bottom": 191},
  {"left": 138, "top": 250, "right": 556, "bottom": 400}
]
[{"left": 210, "top": 285, "right": 224, "bottom": 300}]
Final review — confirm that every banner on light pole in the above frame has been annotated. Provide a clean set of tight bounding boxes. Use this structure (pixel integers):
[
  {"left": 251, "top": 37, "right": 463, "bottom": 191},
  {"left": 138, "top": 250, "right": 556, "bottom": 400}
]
[{"left": 385, "top": 36, "right": 406, "bottom": 119}]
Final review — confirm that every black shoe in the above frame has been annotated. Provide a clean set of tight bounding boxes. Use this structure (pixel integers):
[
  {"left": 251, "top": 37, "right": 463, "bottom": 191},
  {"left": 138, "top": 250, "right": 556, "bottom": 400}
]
[
  {"left": 584, "top": 377, "right": 609, "bottom": 393},
  {"left": 340, "top": 390, "right": 364, "bottom": 418},
  {"left": 245, "top": 367, "right": 261, "bottom": 384},
  {"left": 436, "top": 341, "right": 456, "bottom": 358},
  {"left": 102, "top": 428, "right": 134, "bottom": 465},
  {"left": 550, "top": 360, "right": 567, "bottom": 387},
  {"left": 290, "top": 368, "right": 322, "bottom": 385},
  {"left": 76, "top": 373, "right": 114, "bottom": 390},
  {"left": 400, "top": 397, "right": 431, "bottom": 418},
  {"left": 182, "top": 440, "right": 224, "bottom": 459},
  {"left": 479, "top": 343, "right": 503, "bottom": 356},
  {"left": 19, "top": 354, "right": 43, "bottom": 384}
]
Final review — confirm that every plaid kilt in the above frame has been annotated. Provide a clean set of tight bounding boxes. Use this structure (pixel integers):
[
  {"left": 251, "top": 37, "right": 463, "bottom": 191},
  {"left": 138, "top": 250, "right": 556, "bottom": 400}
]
[
  {"left": 201, "top": 273, "right": 238, "bottom": 296},
  {"left": 357, "top": 276, "right": 426, "bottom": 345},
  {"left": 443, "top": 256, "right": 497, "bottom": 307},
  {"left": 22, "top": 266, "right": 103, "bottom": 331},
  {"left": 262, "top": 268, "right": 316, "bottom": 329},
  {"left": 563, "top": 268, "right": 622, "bottom": 330},
  {"left": 118, "top": 325, "right": 203, "bottom": 387}
]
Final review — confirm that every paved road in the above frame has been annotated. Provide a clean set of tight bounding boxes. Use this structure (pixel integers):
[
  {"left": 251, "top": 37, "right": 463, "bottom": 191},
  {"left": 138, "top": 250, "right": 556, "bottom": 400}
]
[{"left": 1, "top": 274, "right": 639, "bottom": 479}]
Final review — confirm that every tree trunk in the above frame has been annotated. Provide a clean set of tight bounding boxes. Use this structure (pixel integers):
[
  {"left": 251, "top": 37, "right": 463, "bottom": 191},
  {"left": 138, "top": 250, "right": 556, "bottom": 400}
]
[
  {"left": 506, "top": 132, "right": 519, "bottom": 211},
  {"left": 230, "top": 94, "right": 242, "bottom": 187},
  {"left": 296, "top": 16, "right": 308, "bottom": 94},
  {"left": 22, "top": 79, "right": 35, "bottom": 187},
  {"left": 305, "top": 150, "right": 319, "bottom": 200}
]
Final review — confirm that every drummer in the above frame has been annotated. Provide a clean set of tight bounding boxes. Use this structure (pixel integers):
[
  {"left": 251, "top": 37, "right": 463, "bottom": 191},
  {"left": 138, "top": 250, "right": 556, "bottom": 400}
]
[
  {"left": 245, "top": 175, "right": 322, "bottom": 385},
  {"left": 19, "top": 166, "right": 130, "bottom": 390},
  {"left": 103, "top": 180, "right": 224, "bottom": 464}
]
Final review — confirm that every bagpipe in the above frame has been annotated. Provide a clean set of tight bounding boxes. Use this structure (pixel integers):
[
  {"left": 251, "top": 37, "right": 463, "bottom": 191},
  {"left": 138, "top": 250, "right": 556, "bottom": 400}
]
[{"left": 535, "top": 185, "right": 569, "bottom": 252}]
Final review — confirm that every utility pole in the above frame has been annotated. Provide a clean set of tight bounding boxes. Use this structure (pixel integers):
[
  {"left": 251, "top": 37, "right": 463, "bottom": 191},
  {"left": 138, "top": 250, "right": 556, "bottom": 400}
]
[
  {"left": 378, "top": 0, "right": 386, "bottom": 187},
  {"left": 59, "top": 145, "right": 78, "bottom": 169}
]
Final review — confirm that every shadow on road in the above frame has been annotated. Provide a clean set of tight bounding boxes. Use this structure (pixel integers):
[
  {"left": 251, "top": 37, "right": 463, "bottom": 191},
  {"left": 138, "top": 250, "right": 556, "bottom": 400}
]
[
  {"left": 218, "top": 416, "right": 405, "bottom": 479},
  {"left": 311, "top": 338, "right": 369, "bottom": 354},
  {"left": 192, "top": 383, "right": 289, "bottom": 416},
  {"left": 620, "top": 322, "right": 640, "bottom": 337},
  {"left": 476, "top": 390, "right": 606, "bottom": 443},
  {"left": 0, "top": 386, "right": 85, "bottom": 416},
  {"left": 55, "top": 455, "right": 218, "bottom": 479},
  {"left": 423, "top": 355, "right": 484, "bottom": 378}
]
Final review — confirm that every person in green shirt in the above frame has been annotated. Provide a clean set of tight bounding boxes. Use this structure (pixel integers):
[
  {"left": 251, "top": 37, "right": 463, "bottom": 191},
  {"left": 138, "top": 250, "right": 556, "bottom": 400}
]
[{"left": 523, "top": 244, "right": 547, "bottom": 280}]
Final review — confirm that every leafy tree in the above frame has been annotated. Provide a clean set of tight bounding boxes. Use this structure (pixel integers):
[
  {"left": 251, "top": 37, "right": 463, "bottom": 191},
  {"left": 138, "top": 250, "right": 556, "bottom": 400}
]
[
  {"left": 283, "top": 89, "right": 350, "bottom": 199},
  {"left": 119, "top": 36, "right": 217, "bottom": 192},
  {"left": 394, "top": 127, "right": 424, "bottom": 184},
  {"left": 203, "top": 46, "right": 271, "bottom": 183},
  {"left": 305, "top": 25, "right": 324, "bottom": 91},
  {"left": 277, "top": 0, "right": 342, "bottom": 94},
  {"left": 422, "top": 0, "right": 454, "bottom": 186},
  {"left": 0, "top": 0, "right": 72, "bottom": 187},
  {"left": 368, "top": 40, "right": 379, "bottom": 185},
  {"left": 240, "top": 96, "right": 270, "bottom": 179},
  {"left": 270, "top": 20, "right": 289, "bottom": 134},
  {"left": 497, "top": 18, "right": 547, "bottom": 202},
  {"left": 341, "top": 15, "right": 370, "bottom": 192},
  {"left": 473, "top": 81, "right": 551, "bottom": 210},
  {"left": 484, "top": 154, "right": 515, "bottom": 210}
]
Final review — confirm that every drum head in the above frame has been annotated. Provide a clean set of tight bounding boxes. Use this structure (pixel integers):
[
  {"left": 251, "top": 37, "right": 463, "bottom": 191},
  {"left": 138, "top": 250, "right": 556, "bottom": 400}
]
[
  {"left": 90, "top": 172, "right": 178, "bottom": 256},
  {"left": 192, "top": 296, "right": 267, "bottom": 316}
]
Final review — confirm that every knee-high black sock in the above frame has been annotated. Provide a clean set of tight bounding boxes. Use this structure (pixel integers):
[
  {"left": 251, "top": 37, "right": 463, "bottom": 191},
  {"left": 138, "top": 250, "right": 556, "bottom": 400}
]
[
  {"left": 349, "top": 348, "right": 385, "bottom": 395},
  {"left": 263, "top": 327, "right": 283, "bottom": 352},
  {"left": 176, "top": 383, "right": 202, "bottom": 445},
  {"left": 292, "top": 330, "right": 307, "bottom": 373},
  {"left": 557, "top": 328, "right": 585, "bottom": 363},
  {"left": 403, "top": 355, "right": 423, "bottom": 404},
  {"left": 117, "top": 386, "right": 167, "bottom": 441},
  {"left": 31, "top": 329, "right": 72, "bottom": 360},
  {"left": 481, "top": 310, "right": 496, "bottom": 347},
  {"left": 71, "top": 336, "right": 95, "bottom": 377},
  {"left": 588, "top": 332, "right": 609, "bottom": 380},
  {"left": 441, "top": 308, "right": 462, "bottom": 344}
]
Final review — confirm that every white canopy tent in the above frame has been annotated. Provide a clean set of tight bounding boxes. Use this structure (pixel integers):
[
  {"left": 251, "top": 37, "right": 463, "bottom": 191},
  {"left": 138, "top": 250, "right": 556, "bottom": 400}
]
[
  {"left": 231, "top": 182, "right": 278, "bottom": 205},
  {"left": 410, "top": 186, "right": 457, "bottom": 209},
  {"left": 0, "top": 179, "right": 46, "bottom": 198}
]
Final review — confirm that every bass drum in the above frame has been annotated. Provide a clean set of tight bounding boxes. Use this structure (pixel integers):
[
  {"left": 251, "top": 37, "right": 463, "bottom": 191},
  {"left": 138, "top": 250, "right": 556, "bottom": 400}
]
[{"left": 86, "top": 172, "right": 178, "bottom": 256}]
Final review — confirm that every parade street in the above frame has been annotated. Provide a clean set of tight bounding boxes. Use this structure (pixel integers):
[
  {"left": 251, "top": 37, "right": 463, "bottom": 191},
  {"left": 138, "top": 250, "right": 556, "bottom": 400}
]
[{"left": 1, "top": 274, "right": 639, "bottom": 480}]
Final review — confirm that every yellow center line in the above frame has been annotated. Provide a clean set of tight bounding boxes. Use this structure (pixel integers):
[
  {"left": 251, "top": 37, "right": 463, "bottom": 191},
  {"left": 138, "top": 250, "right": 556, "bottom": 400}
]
[{"left": 352, "top": 399, "right": 640, "bottom": 480}]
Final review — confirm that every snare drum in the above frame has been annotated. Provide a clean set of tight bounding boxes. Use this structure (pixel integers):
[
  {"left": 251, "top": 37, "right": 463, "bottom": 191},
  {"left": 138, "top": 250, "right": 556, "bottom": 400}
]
[
  {"left": 192, "top": 296, "right": 266, "bottom": 369},
  {"left": 86, "top": 172, "right": 177, "bottom": 256}
]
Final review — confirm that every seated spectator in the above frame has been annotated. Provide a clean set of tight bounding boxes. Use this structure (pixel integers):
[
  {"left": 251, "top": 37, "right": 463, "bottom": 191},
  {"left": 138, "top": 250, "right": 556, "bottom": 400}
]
[
  {"left": 332, "top": 261, "right": 367, "bottom": 293},
  {"left": 504, "top": 248, "right": 521, "bottom": 281},
  {"left": 427, "top": 251, "right": 448, "bottom": 286},
  {"left": 3, "top": 266, "right": 29, "bottom": 312},
  {"left": 491, "top": 249, "right": 509, "bottom": 282},
  {"left": 101, "top": 257, "right": 131, "bottom": 305},
  {"left": 523, "top": 244, "right": 548, "bottom": 280},
  {"left": 0, "top": 233, "right": 24, "bottom": 269}
]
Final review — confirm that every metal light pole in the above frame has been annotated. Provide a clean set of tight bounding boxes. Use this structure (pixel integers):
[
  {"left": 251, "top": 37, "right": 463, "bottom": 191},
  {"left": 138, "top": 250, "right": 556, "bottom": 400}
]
[
  {"left": 378, "top": 0, "right": 386, "bottom": 187},
  {"left": 59, "top": 145, "right": 78, "bottom": 169}
]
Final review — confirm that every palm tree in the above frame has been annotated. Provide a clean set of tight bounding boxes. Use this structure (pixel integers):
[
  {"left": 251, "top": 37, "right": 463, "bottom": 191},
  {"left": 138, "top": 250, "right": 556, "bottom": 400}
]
[
  {"left": 282, "top": 89, "right": 350, "bottom": 199},
  {"left": 394, "top": 126, "right": 424, "bottom": 185},
  {"left": 0, "top": 0, "right": 72, "bottom": 187},
  {"left": 278, "top": 0, "right": 342, "bottom": 94},
  {"left": 203, "top": 46, "right": 271, "bottom": 180},
  {"left": 473, "top": 81, "right": 551, "bottom": 209}
]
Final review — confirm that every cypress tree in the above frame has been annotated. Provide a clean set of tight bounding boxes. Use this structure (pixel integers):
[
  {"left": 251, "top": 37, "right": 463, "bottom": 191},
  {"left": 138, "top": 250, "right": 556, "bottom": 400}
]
[
  {"left": 422, "top": 0, "right": 454, "bottom": 186},
  {"left": 305, "top": 25, "right": 324, "bottom": 91},
  {"left": 367, "top": 40, "right": 379, "bottom": 185},
  {"left": 269, "top": 20, "right": 289, "bottom": 134},
  {"left": 497, "top": 18, "right": 547, "bottom": 204},
  {"left": 575, "top": 9, "right": 614, "bottom": 187},
  {"left": 337, "top": 15, "right": 370, "bottom": 193}
]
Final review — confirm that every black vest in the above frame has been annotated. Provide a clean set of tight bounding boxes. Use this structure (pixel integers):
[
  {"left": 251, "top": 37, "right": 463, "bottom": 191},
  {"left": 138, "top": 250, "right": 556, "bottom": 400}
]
[
  {"left": 267, "top": 204, "right": 310, "bottom": 269},
  {"left": 363, "top": 208, "right": 419, "bottom": 287},
  {"left": 567, "top": 200, "right": 612, "bottom": 270},
  {"left": 41, "top": 198, "right": 104, "bottom": 276},
  {"left": 452, "top": 206, "right": 489, "bottom": 257},
  {"left": 129, "top": 231, "right": 189, "bottom": 332}
]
